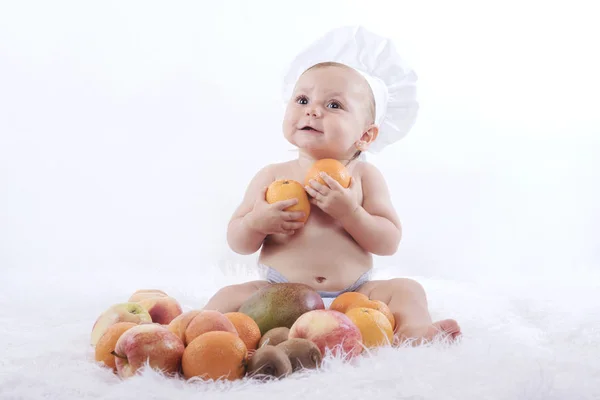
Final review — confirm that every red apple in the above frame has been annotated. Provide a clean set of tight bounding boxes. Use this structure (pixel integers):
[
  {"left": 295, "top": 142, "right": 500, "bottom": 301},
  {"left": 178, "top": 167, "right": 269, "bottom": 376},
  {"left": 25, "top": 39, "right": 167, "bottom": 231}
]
[
  {"left": 137, "top": 296, "right": 183, "bottom": 325},
  {"left": 289, "top": 309, "right": 363, "bottom": 359},
  {"left": 112, "top": 324, "right": 184, "bottom": 378}
]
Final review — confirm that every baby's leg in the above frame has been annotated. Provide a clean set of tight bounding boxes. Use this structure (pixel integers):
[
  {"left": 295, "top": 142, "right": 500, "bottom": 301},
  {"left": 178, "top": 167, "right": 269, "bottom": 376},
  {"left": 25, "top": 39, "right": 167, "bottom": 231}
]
[
  {"left": 203, "top": 280, "right": 270, "bottom": 313},
  {"left": 357, "top": 278, "right": 461, "bottom": 345}
]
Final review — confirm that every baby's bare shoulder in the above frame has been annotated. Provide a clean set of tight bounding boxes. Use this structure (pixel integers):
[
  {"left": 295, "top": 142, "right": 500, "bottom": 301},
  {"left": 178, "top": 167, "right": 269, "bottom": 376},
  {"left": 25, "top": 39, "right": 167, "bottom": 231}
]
[
  {"left": 351, "top": 160, "right": 383, "bottom": 179},
  {"left": 270, "top": 160, "right": 297, "bottom": 171},
  {"left": 253, "top": 161, "right": 293, "bottom": 177},
  {"left": 261, "top": 160, "right": 299, "bottom": 179}
]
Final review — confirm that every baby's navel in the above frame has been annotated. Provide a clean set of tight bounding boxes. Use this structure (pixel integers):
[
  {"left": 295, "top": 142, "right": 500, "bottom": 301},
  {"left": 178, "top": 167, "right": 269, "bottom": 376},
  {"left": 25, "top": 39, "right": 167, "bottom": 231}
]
[{"left": 315, "top": 276, "right": 326, "bottom": 283}]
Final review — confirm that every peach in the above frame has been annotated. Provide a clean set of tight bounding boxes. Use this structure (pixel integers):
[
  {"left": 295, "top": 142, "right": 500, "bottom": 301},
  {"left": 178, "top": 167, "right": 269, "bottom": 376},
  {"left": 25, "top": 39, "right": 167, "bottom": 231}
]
[
  {"left": 167, "top": 310, "right": 201, "bottom": 345},
  {"left": 289, "top": 309, "right": 363, "bottom": 358},
  {"left": 91, "top": 302, "right": 152, "bottom": 346},
  {"left": 94, "top": 322, "right": 137, "bottom": 371},
  {"left": 184, "top": 310, "right": 238, "bottom": 345},
  {"left": 112, "top": 324, "right": 184, "bottom": 378},
  {"left": 128, "top": 289, "right": 168, "bottom": 303},
  {"left": 137, "top": 296, "right": 183, "bottom": 325}
]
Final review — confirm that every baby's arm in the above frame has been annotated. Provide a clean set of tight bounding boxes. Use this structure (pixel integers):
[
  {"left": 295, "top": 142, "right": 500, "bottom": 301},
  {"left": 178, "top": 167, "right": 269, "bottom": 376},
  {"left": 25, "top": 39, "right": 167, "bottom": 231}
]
[
  {"left": 340, "top": 163, "right": 402, "bottom": 256},
  {"left": 227, "top": 165, "right": 305, "bottom": 255},
  {"left": 227, "top": 165, "right": 275, "bottom": 255}
]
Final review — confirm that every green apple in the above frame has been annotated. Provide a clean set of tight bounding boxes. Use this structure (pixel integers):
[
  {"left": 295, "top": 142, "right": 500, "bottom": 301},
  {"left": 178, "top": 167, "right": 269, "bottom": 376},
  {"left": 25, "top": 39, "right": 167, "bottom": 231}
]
[{"left": 91, "top": 302, "right": 152, "bottom": 346}]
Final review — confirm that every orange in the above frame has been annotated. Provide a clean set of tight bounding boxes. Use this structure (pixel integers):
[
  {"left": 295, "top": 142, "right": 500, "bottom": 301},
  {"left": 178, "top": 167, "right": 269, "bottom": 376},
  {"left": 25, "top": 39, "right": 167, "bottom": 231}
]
[
  {"left": 330, "top": 292, "right": 368, "bottom": 313},
  {"left": 225, "top": 312, "right": 261, "bottom": 351},
  {"left": 304, "top": 159, "right": 352, "bottom": 188},
  {"left": 330, "top": 292, "right": 395, "bottom": 330},
  {"left": 345, "top": 307, "right": 394, "bottom": 348},
  {"left": 94, "top": 322, "right": 137, "bottom": 371},
  {"left": 368, "top": 300, "right": 396, "bottom": 331},
  {"left": 182, "top": 331, "right": 248, "bottom": 381},
  {"left": 266, "top": 179, "right": 310, "bottom": 222}
]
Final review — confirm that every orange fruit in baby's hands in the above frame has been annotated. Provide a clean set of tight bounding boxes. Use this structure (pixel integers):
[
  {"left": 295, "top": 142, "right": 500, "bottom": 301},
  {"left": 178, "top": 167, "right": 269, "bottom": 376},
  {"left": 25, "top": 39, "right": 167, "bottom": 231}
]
[
  {"left": 304, "top": 158, "right": 352, "bottom": 188},
  {"left": 225, "top": 312, "right": 261, "bottom": 351},
  {"left": 182, "top": 331, "right": 248, "bottom": 381},
  {"left": 266, "top": 179, "right": 310, "bottom": 222},
  {"left": 330, "top": 292, "right": 395, "bottom": 330},
  {"left": 345, "top": 307, "right": 394, "bottom": 348}
]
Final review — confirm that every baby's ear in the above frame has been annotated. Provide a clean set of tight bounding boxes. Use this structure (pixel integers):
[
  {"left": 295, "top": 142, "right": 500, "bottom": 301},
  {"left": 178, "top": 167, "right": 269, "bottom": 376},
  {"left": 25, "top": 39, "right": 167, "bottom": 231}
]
[{"left": 356, "top": 125, "right": 379, "bottom": 150}]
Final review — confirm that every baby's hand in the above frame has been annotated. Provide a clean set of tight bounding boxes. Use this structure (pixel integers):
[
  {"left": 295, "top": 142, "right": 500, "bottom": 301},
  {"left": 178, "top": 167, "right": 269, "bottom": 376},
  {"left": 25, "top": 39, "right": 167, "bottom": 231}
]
[
  {"left": 305, "top": 172, "right": 359, "bottom": 221},
  {"left": 245, "top": 187, "right": 306, "bottom": 236}
]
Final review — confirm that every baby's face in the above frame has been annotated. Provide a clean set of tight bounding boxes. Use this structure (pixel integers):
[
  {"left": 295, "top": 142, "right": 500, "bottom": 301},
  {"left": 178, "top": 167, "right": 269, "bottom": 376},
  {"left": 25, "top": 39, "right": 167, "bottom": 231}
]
[{"left": 283, "top": 65, "right": 374, "bottom": 159}]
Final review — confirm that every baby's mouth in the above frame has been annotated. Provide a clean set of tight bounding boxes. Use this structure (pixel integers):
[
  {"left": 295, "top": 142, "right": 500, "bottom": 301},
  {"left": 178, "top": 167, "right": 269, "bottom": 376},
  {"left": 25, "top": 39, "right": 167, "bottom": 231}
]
[{"left": 300, "top": 126, "right": 323, "bottom": 134}]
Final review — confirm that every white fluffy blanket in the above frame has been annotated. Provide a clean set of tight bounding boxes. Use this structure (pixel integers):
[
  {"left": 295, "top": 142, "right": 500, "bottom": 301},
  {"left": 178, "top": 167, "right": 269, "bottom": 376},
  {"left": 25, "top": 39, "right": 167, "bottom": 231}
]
[{"left": 1, "top": 264, "right": 599, "bottom": 400}]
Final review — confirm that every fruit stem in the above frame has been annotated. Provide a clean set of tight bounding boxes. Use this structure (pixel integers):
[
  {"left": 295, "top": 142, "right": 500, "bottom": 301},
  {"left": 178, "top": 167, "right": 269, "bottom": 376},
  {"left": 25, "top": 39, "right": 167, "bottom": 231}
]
[{"left": 111, "top": 350, "right": 127, "bottom": 360}]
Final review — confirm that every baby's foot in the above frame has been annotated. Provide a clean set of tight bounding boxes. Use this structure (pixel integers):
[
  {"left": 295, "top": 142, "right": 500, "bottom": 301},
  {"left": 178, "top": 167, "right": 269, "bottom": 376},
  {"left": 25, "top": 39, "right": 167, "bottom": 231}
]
[
  {"left": 395, "top": 319, "right": 461, "bottom": 346},
  {"left": 428, "top": 319, "right": 462, "bottom": 341}
]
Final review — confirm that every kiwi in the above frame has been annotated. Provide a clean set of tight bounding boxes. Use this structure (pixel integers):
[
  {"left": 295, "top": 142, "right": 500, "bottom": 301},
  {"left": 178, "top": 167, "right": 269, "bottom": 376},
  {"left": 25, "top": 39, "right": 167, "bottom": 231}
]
[
  {"left": 276, "top": 338, "right": 322, "bottom": 371},
  {"left": 247, "top": 345, "right": 292, "bottom": 379},
  {"left": 258, "top": 327, "right": 290, "bottom": 348}
]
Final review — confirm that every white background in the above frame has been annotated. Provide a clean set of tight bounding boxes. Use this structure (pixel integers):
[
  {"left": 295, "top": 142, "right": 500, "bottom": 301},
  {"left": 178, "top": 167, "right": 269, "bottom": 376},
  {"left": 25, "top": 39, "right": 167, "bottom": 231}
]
[{"left": 1, "top": 0, "right": 598, "bottom": 286}]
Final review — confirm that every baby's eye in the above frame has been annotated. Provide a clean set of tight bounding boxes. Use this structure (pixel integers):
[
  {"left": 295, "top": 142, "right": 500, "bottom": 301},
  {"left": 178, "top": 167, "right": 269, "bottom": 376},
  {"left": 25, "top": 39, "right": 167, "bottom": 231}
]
[
  {"left": 327, "top": 101, "right": 341, "bottom": 109},
  {"left": 296, "top": 96, "right": 308, "bottom": 105}
]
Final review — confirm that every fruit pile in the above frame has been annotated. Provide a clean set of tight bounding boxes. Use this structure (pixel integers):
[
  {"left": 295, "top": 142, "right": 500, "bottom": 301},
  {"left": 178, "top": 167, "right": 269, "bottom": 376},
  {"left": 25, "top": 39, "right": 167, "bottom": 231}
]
[
  {"left": 91, "top": 159, "right": 391, "bottom": 381},
  {"left": 91, "top": 284, "right": 395, "bottom": 381}
]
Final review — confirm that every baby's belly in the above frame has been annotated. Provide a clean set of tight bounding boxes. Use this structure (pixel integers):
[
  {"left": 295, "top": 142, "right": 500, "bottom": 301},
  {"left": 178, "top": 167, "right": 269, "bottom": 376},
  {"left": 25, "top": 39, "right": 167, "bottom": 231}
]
[{"left": 259, "top": 217, "right": 373, "bottom": 292}]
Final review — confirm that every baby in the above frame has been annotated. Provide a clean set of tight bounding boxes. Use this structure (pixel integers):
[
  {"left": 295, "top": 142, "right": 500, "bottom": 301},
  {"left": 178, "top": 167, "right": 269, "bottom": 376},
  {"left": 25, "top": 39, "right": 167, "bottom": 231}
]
[
  {"left": 205, "top": 62, "right": 460, "bottom": 342},
  {"left": 204, "top": 56, "right": 461, "bottom": 344}
]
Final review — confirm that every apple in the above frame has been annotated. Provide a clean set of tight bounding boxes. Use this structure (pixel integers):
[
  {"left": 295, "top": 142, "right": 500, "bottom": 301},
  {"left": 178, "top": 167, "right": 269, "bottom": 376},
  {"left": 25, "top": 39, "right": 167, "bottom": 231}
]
[
  {"left": 137, "top": 296, "right": 183, "bottom": 325},
  {"left": 289, "top": 309, "right": 363, "bottom": 358},
  {"left": 91, "top": 302, "right": 152, "bottom": 346},
  {"left": 128, "top": 289, "right": 169, "bottom": 303},
  {"left": 112, "top": 324, "right": 185, "bottom": 378}
]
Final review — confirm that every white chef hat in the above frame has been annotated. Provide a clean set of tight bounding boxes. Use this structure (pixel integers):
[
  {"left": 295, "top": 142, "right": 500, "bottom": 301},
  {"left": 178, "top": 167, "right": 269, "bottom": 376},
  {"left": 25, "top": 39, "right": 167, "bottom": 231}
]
[{"left": 282, "top": 26, "right": 419, "bottom": 153}]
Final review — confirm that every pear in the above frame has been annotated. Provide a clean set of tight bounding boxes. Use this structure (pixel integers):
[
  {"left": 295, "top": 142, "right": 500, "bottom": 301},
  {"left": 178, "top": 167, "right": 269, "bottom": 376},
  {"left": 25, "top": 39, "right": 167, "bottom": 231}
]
[{"left": 239, "top": 283, "right": 324, "bottom": 335}]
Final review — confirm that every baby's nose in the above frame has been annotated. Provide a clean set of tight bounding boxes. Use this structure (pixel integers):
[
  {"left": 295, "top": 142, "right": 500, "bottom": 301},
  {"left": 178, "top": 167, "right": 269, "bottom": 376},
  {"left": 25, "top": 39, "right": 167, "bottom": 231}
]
[{"left": 305, "top": 107, "right": 321, "bottom": 117}]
